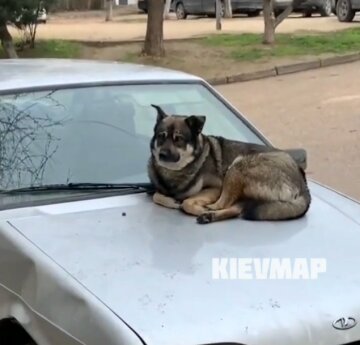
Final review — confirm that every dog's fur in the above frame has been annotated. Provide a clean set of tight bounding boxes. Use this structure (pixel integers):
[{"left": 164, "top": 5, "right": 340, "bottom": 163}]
[{"left": 147, "top": 104, "right": 311, "bottom": 224}]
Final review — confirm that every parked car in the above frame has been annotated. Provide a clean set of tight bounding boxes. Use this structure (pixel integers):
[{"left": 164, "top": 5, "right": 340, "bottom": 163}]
[
  {"left": 138, "top": 0, "right": 175, "bottom": 13},
  {"left": 273, "top": 0, "right": 333, "bottom": 16},
  {"left": 333, "top": 0, "right": 359, "bottom": 21},
  {"left": 37, "top": 8, "right": 47, "bottom": 23},
  {"left": 173, "top": 0, "right": 263, "bottom": 19},
  {"left": 14, "top": 7, "right": 47, "bottom": 25},
  {"left": 1, "top": 59, "right": 360, "bottom": 345}
]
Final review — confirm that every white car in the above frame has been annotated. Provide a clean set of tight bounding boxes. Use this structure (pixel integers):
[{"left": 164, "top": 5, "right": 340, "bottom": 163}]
[
  {"left": 14, "top": 7, "right": 47, "bottom": 25},
  {"left": 0, "top": 59, "right": 359, "bottom": 345},
  {"left": 37, "top": 8, "right": 47, "bottom": 24}
]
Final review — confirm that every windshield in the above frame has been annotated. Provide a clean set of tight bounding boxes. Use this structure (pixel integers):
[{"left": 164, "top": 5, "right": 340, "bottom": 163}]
[{"left": 0, "top": 83, "right": 264, "bottom": 202}]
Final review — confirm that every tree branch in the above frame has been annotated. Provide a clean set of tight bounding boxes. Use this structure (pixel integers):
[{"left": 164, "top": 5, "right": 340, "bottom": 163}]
[
  {"left": 274, "top": 0, "right": 306, "bottom": 28},
  {"left": 274, "top": 4, "right": 293, "bottom": 28}
]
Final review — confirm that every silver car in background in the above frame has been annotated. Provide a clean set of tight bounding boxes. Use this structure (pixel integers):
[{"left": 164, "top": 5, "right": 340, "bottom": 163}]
[
  {"left": 1, "top": 59, "right": 360, "bottom": 345},
  {"left": 273, "top": 0, "right": 334, "bottom": 16},
  {"left": 173, "top": 0, "right": 263, "bottom": 18}
]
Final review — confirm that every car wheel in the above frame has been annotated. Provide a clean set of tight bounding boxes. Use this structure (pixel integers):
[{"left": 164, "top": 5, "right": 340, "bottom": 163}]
[
  {"left": 247, "top": 10, "right": 261, "bottom": 17},
  {"left": 303, "top": 9, "right": 313, "bottom": 16},
  {"left": 176, "top": 2, "right": 187, "bottom": 19},
  {"left": 336, "top": 0, "right": 355, "bottom": 21},
  {"left": 319, "top": 0, "right": 332, "bottom": 16}
]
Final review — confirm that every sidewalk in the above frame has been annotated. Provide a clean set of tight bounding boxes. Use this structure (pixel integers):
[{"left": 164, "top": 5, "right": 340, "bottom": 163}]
[{"left": 9, "top": 14, "right": 357, "bottom": 42}]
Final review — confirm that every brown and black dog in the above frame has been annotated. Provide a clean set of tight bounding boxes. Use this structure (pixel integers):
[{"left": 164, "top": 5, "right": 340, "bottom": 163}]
[{"left": 147, "top": 104, "right": 311, "bottom": 224}]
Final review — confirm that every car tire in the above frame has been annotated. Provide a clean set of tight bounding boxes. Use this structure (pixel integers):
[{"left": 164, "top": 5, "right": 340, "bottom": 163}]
[
  {"left": 303, "top": 10, "right": 313, "bottom": 16},
  {"left": 319, "top": 0, "right": 332, "bottom": 16},
  {"left": 336, "top": 0, "right": 355, "bottom": 21},
  {"left": 247, "top": 10, "right": 261, "bottom": 17},
  {"left": 176, "top": 2, "right": 187, "bottom": 19}
]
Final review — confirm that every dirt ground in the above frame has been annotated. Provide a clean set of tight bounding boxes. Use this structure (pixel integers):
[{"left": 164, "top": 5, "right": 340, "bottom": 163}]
[
  {"left": 216, "top": 61, "right": 360, "bottom": 201},
  {"left": 80, "top": 41, "right": 329, "bottom": 79},
  {"left": 9, "top": 11, "right": 360, "bottom": 42}
]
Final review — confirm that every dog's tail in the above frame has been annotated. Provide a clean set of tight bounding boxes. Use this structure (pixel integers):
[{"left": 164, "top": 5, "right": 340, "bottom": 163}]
[{"left": 242, "top": 194, "right": 311, "bottom": 221}]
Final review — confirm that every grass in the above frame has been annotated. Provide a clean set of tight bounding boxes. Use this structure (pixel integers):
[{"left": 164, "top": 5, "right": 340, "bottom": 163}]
[
  {"left": 2, "top": 28, "right": 360, "bottom": 62},
  {"left": 2, "top": 28, "right": 360, "bottom": 80},
  {"left": 202, "top": 28, "right": 360, "bottom": 61},
  {"left": 0, "top": 39, "right": 81, "bottom": 59}
]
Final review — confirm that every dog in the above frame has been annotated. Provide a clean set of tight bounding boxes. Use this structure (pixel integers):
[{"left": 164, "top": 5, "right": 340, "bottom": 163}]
[{"left": 147, "top": 104, "right": 311, "bottom": 224}]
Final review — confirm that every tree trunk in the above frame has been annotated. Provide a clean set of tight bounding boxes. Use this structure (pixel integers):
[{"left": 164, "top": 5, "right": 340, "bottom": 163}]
[
  {"left": 0, "top": 24, "right": 18, "bottom": 58},
  {"left": 215, "top": 0, "right": 222, "bottom": 30},
  {"left": 163, "top": 0, "right": 172, "bottom": 19},
  {"left": 105, "top": 0, "right": 113, "bottom": 21},
  {"left": 262, "top": 0, "right": 275, "bottom": 44},
  {"left": 262, "top": 0, "right": 304, "bottom": 43},
  {"left": 224, "top": 0, "right": 232, "bottom": 18},
  {"left": 143, "top": 0, "right": 165, "bottom": 57}
]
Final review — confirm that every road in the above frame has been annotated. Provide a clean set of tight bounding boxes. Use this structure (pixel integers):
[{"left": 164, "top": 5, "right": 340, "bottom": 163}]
[
  {"left": 216, "top": 61, "right": 360, "bottom": 201},
  {"left": 10, "top": 13, "right": 360, "bottom": 42}
]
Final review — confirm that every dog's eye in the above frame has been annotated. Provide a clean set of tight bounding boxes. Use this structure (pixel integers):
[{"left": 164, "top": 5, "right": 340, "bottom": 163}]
[
  {"left": 173, "top": 135, "right": 184, "bottom": 143},
  {"left": 157, "top": 132, "right": 167, "bottom": 140}
]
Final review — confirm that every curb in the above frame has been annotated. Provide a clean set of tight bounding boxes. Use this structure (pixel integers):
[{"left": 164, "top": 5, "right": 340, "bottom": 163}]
[{"left": 207, "top": 53, "right": 360, "bottom": 86}]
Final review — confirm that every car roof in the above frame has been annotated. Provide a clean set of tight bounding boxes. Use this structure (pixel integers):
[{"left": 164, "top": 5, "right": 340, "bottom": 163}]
[{"left": 0, "top": 59, "right": 201, "bottom": 93}]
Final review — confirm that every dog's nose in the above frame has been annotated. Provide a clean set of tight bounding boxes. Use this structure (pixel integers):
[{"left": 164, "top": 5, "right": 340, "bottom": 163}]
[{"left": 159, "top": 149, "right": 171, "bottom": 161}]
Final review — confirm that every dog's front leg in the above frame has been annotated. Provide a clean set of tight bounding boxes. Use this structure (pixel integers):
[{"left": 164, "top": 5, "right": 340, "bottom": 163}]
[
  {"left": 181, "top": 188, "right": 221, "bottom": 216},
  {"left": 153, "top": 192, "right": 181, "bottom": 209}
]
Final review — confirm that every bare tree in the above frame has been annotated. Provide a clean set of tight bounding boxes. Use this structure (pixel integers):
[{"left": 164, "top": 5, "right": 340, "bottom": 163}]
[
  {"left": 0, "top": 24, "right": 17, "bottom": 58},
  {"left": 105, "top": 0, "right": 113, "bottom": 21},
  {"left": 224, "top": 0, "right": 232, "bottom": 18},
  {"left": 215, "top": 0, "right": 222, "bottom": 30},
  {"left": 163, "top": 0, "right": 171, "bottom": 19},
  {"left": 263, "top": 0, "right": 305, "bottom": 44},
  {"left": 143, "top": 0, "right": 165, "bottom": 57}
]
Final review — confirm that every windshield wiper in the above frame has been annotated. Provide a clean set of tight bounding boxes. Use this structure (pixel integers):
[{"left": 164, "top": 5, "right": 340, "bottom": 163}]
[{"left": 1, "top": 182, "right": 154, "bottom": 194}]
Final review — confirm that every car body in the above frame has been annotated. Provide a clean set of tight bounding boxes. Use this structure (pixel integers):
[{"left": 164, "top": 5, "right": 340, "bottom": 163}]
[
  {"left": 333, "top": 0, "right": 360, "bottom": 21},
  {"left": 1, "top": 59, "right": 360, "bottom": 345},
  {"left": 37, "top": 8, "right": 47, "bottom": 23},
  {"left": 273, "top": 0, "right": 333, "bottom": 16},
  {"left": 138, "top": 0, "right": 175, "bottom": 14},
  {"left": 14, "top": 7, "right": 47, "bottom": 25},
  {"left": 172, "top": 0, "right": 263, "bottom": 19}
]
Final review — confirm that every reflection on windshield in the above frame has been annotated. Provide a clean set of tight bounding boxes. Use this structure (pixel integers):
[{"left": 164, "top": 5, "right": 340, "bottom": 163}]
[
  {"left": 0, "top": 91, "right": 67, "bottom": 189},
  {"left": 0, "top": 83, "right": 263, "bottom": 197}
]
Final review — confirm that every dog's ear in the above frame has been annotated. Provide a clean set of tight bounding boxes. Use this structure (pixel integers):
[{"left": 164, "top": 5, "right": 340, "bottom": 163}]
[
  {"left": 151, "top": 104, "right": 168, "bottom": 123},
  {"left": 185, "top": 115, "right": 206, "bottom": 135}
]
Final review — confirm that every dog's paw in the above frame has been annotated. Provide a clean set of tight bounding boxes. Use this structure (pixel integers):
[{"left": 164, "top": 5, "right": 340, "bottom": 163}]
[
  {"left": 153, "top": 192, "right": 181, "bottom": 209},
  {"left": 197, "top": 212, "right": 215, "bottom": 224}
]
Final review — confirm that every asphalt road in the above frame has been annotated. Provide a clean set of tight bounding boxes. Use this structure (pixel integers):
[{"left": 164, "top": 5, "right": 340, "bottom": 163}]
[{"left": 216, "top": 61, "right": 360, "bottom": 201}]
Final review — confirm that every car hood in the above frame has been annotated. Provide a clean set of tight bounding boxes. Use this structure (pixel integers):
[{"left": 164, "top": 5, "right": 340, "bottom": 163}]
[{"left": 3, "top": 181, "right": 360, "bottom": 345}]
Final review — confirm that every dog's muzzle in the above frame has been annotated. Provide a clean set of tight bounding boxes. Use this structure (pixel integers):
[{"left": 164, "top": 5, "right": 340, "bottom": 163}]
[{"left": 159, "top": 149, "right": 180, "bottom": 163}]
